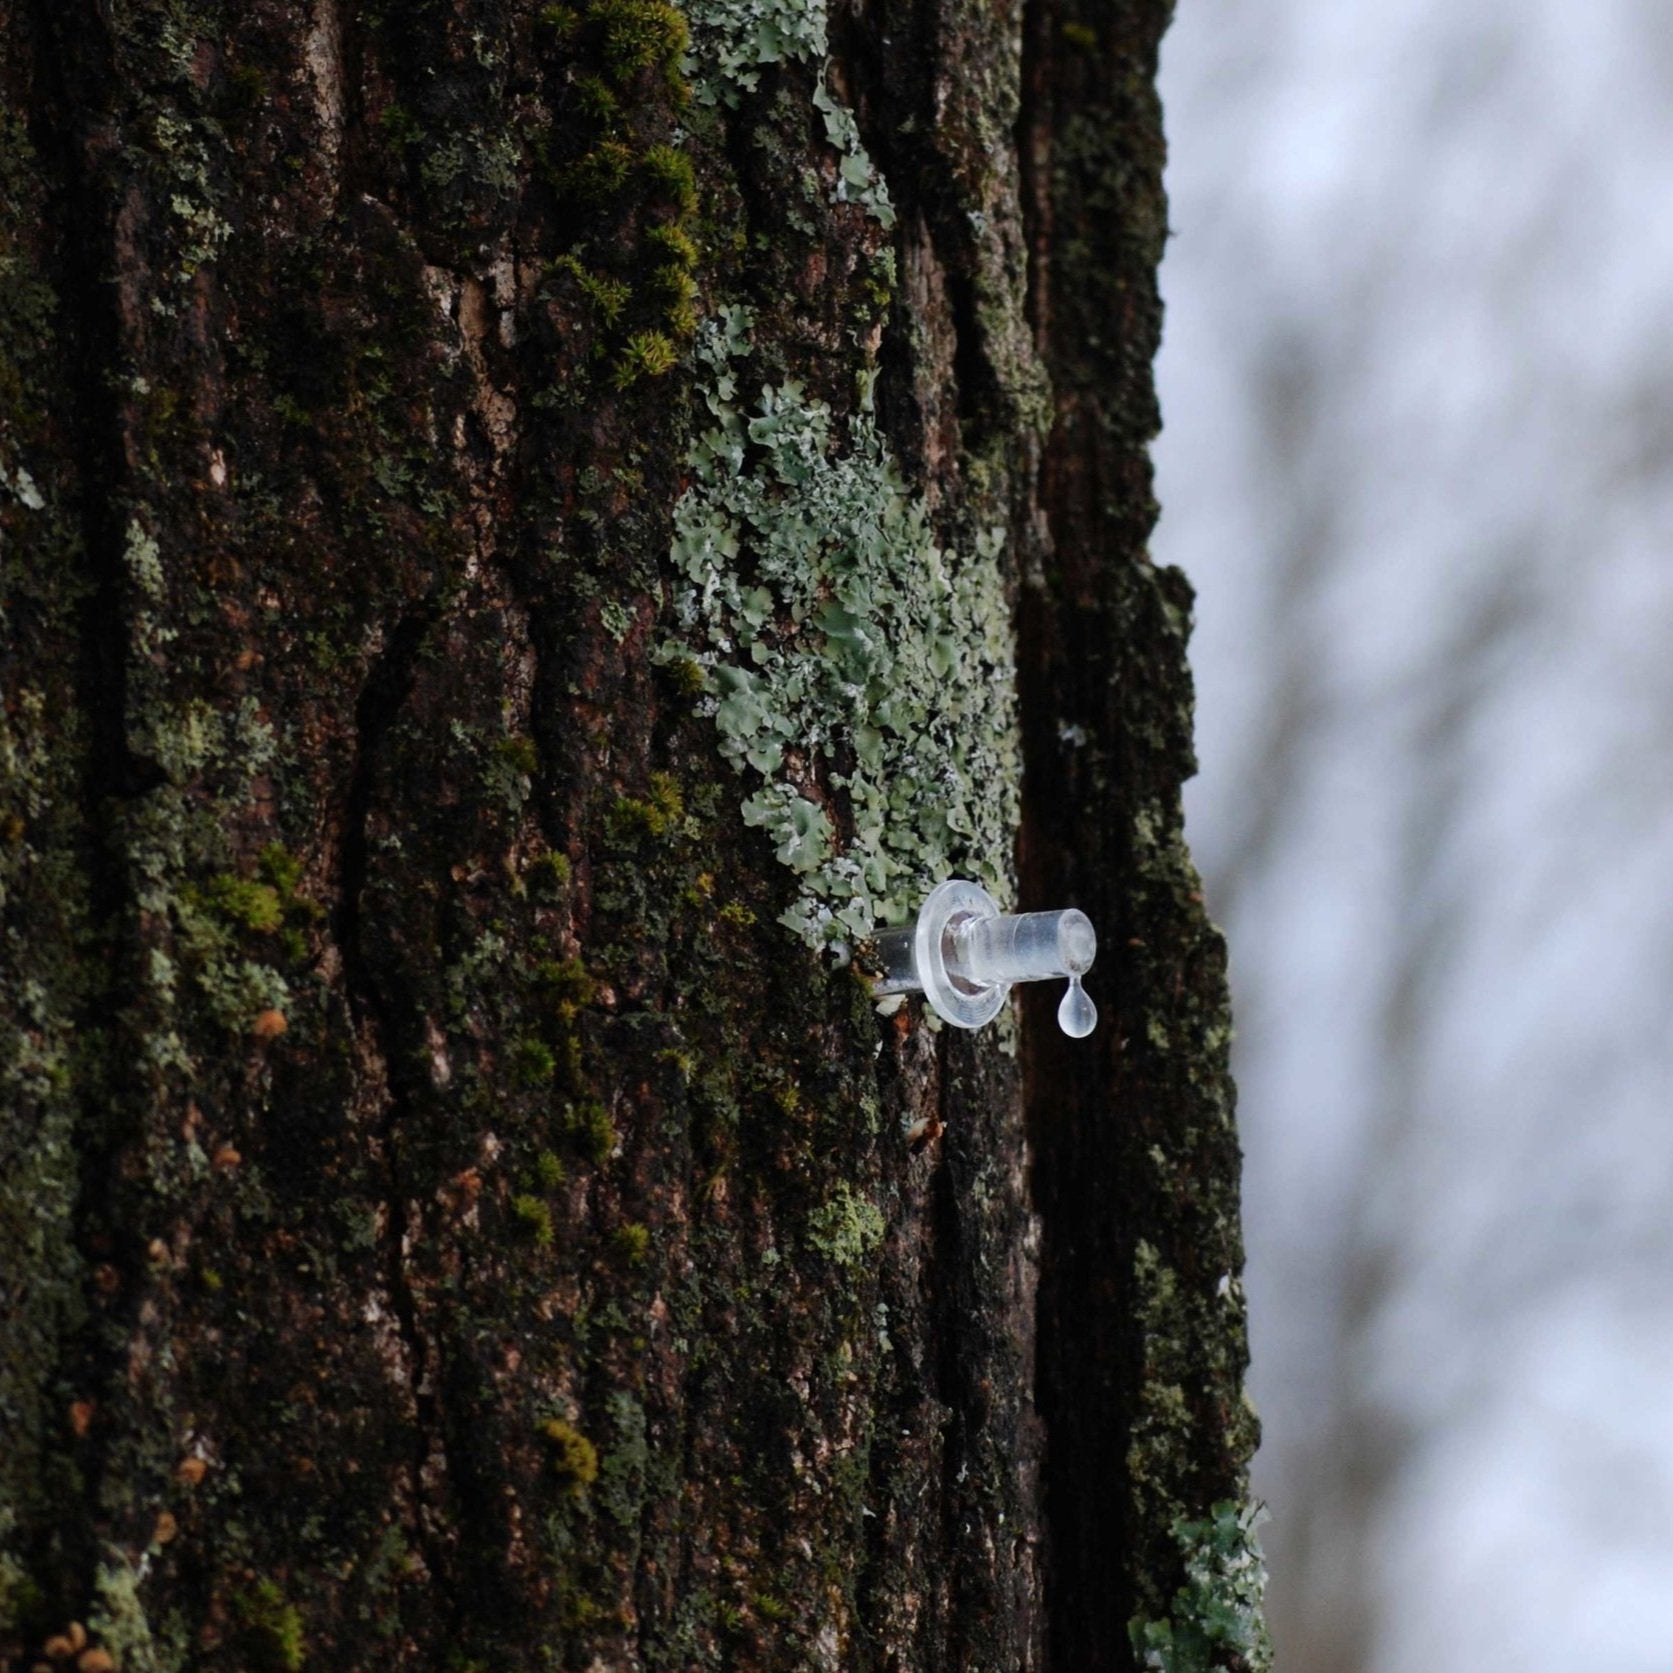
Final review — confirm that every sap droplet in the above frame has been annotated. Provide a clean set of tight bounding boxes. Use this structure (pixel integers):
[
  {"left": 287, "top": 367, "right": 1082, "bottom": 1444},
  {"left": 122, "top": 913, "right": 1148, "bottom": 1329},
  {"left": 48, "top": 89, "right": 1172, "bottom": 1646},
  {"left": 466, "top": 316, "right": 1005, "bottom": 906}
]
[{"left": 1057, "top": 975, "right": 1096, "bottom": 1039}]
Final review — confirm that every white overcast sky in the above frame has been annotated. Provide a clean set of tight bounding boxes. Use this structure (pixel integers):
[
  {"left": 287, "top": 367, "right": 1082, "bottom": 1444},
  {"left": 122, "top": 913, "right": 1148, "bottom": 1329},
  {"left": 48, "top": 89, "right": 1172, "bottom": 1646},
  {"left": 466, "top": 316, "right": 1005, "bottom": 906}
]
[{"left": 1155, "top": 4, "right": 1673, "bottom": 1669}]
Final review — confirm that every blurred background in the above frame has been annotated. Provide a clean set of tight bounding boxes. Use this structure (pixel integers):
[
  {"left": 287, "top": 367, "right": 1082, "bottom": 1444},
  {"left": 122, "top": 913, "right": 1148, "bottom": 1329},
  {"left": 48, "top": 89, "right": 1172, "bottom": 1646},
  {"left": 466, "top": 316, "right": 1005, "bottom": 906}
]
[{"left": 1152, "top": 3, "right": 1673, "bottom": 1670}]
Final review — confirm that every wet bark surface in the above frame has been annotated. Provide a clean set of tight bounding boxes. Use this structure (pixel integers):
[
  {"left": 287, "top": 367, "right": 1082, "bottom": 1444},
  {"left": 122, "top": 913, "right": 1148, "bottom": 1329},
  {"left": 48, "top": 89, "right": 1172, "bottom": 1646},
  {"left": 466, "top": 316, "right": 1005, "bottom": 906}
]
[{"left": 0, "top": 0, "right": 1257, "bottom": 1668}]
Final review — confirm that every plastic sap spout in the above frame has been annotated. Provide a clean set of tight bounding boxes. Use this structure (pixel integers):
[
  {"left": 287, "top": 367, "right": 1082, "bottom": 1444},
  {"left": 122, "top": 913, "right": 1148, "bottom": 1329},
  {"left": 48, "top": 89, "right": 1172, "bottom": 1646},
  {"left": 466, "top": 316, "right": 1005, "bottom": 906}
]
[{"left": 871, "top": 880, "right": 1098, "bottom": 1037}]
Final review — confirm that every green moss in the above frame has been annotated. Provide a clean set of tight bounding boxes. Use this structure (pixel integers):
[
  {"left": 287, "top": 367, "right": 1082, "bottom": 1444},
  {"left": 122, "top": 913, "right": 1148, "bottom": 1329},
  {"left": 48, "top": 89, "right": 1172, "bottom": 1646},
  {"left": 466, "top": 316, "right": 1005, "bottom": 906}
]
[
  {"left": 534, "top": 955, "right": 597, "bottom": 1011},
  {"left": 203, "top": 875, "right": 284, "bottom": 933},
  {"left": 609, "top": 1222, "right": 650, "bottom": 1265},
  {"left": 575, "top": 74, "right": 620, "bottom": 119},
  {"left": 534, "top": 1149, "right": 566, "bottom": 1189},
  {"left": 611, "top": 330, "right": 679, "bottom": 388},
  {"left": 591, "top": 0, "right": 689, "bottom": 85},
  {"left": 660, "top": 653, "right": 707, "bottom": 700},
  {"left": 606, "top": 772, "right": 684, "bottom": 839},
  {"left": 540, "top": 1418, "right": 600, "bottom": 1494},
  {"left": 651, "top": 263, "right": 694, "bottom": 302},
  {"left": 511, "top": 1193, "right": 555, "bottom": 1246},
  {"left": 1129, "top": 1502, "right": 1272, "bottom": 1673},
  {"left": 495, "top": 734, "right": 540, "bottom": 776},
  {"left": 272, "top": 392, "right": 313, "bottom": 428},
  {"left": 806, "top": 1184, "right": 885, "bottom": 1269},
  {"left": 378, "top": 101, "right": 423, "bottom": 148},
  {"left": 1061, "top": 20, "right": 1098, "bottom": 49},
  {"left": 640, "top": 144, "right": 696, "bottom": 212},
  {"left": 558, "top": 1584, "right": 609, "bottom": 1629},
  {"left": 656, "top": 1045, "right": 696, "bottom": 1080},
  {"left": 512, "top": 1036, "right": 557, "bottom": 1086},
  {"left": 652, "top": 265, "right": 698, "bottom": 338},
  {"left": 539, "top": 2, "right": 581, "bottom": 35},
  {"left": 565, "top": 1100, "right": 616, "bottom": 1164},
  {"left": 227, "top": 62, "right": 271, "bottom": 115},
  {"left": 187, "top": 845, "right": 317, "bottom": 946},
  {"left": 234, "top": 1579, "right": 305, "bottom": 1672},
  {"left": 717, "top": 900, "right": 755, "bottom": 928},
  {"left": 557, "top": 1033, "right": 585, "bottom": 1091},
  {"left": 528, "top": 851, "right": 573, "bottom": 895},
  {"left": 565, "top": 141, "right": 635, "bottom": 202},
  {"left": 257, "top": 842, "right": 305, "bottom": 897},
  {"left": 547, "top": 254, "right": 635, "bottom": 327},
  {"left": 646, "top": 222, "right": 698, "bottom": 269}
]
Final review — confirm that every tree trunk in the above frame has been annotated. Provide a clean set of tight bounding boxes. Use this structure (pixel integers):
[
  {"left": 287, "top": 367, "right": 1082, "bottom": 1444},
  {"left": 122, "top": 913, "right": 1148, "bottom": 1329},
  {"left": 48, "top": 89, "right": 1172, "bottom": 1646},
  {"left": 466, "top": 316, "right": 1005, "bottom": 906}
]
[{"left": 0, "top": 0, "right": 1263, "bottom": 1667}]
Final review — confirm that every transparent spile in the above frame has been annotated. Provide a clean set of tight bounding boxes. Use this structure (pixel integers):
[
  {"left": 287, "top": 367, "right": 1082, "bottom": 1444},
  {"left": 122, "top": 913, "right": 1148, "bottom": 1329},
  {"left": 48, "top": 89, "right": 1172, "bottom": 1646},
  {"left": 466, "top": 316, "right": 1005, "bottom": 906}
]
[
  {"left": 871, "top": 884, "right": 1098, "bottom": 1037},
  {"left": 951, "top": 908, "right": 1096, "bottom": 988}
]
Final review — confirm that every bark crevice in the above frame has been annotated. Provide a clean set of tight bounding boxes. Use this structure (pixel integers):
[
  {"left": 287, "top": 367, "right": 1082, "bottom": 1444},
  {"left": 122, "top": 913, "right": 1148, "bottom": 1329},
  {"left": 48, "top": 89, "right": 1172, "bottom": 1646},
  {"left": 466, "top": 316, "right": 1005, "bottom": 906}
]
[{"left": 333, "top": 596, "right": 460, "bottom": 1622}]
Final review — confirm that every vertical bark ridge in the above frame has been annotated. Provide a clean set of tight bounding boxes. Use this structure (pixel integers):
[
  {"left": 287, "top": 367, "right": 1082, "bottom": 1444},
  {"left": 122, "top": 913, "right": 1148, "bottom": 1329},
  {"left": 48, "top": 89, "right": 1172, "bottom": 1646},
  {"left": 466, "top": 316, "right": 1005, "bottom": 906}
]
[{"left": 1018, "top": 0, "right": 1266, "bottom": 1668}]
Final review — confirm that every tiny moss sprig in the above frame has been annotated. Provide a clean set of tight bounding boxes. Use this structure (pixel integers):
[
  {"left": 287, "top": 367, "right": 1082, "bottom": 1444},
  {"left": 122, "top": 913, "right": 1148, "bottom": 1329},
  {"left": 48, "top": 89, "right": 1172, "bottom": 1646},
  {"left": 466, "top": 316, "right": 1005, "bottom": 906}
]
[
  {"left": 565, "top": 1099, "right": 616, "bottom": 1164},
  {"left": 590, "top": 0, "right": 690, "bottom": 85},
  {"left": 512, "top": 1194, "right": 556, "bottom": 1246},
  {"left": 539, "top": 0, "right": 703, "bottom": 387},
  {"left": 540, "top": 1418, "right": 600, "bottom": 1494},
  {"left": 609, "top": 1222, "right": 650, "bottom": 1265},
  {"left": 611, "top": 329, "right": 679, "bottom": 388},
  {"left": 233, "top": 1579, "right": 305, "bottom": 1673}
]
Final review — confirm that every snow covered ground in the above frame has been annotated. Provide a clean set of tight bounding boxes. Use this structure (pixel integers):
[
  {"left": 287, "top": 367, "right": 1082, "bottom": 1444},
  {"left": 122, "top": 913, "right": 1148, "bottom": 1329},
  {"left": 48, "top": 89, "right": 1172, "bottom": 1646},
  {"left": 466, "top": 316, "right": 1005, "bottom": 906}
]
[{"left": 1154, "top": 5, "right": 1673, "bottom": 1669}]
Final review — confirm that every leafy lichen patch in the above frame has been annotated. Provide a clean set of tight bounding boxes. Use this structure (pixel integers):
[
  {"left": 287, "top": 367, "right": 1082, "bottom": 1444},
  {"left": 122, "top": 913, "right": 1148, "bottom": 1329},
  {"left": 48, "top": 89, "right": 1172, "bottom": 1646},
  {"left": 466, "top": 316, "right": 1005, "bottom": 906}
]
[
  {"left": 1129, "top": 1501, "right": 1273, "bottom": 1673},
  {"left": 675, "top": 0, "right": 894, "bottom": 227},
  {"left": 668, "top": 306, "right": 1020, "bottom": 947}
]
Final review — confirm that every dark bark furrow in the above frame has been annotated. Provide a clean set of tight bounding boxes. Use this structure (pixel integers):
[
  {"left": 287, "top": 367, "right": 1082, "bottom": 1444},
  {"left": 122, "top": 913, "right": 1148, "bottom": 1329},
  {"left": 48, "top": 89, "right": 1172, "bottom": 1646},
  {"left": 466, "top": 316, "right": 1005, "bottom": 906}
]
[{"left": 331, "top": 596, "right": 459, "bottom": 1629}]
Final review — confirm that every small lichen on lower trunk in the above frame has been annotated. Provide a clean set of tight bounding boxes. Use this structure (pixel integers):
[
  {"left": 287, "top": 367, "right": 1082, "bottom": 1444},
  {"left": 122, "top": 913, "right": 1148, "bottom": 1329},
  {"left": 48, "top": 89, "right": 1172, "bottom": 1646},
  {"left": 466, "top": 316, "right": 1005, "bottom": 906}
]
[{"left": 1128, "top": 1502, "right": 1273, "bottom": 1673}]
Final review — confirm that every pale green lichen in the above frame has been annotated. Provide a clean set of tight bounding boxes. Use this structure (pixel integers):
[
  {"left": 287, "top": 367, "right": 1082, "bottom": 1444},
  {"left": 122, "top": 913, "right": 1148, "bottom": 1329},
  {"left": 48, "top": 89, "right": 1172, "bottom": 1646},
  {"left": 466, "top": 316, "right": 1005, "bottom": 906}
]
[
  {"left": 668, "top": 307, "right": 1019, "bottom": 947},
  {"left": 0, "top": 459, "right": 43, "bottom": 510},
  {"left": 1129, "top": 1501, "right": 1273, "bottom": 1673},
  {"left": 676, "top": 0, "right": 894, "bottom": 227},
  {"left": 125, "top": 519, "right": 166, "bottom": 599},
  {"left": 115, "top": 513, "right": 296, "bottom": 1054},
  {"left": 90, "top": 1550, "right": 186, "bottom": 1673},
  {"left": 810, "top": 82, "right": 895, "bottom": 229},
  {"left": 679, "top": 0, "right": 823, "bottom": 97},
  {"left": 149, "top": 112, "right": 233, "bottom": 293},
  {"left": 806, "top": 1183, "right": 885, "bottom": 1268},
  {"left": 597, "top": 1390, "right": 649, "bottom": 1529}
]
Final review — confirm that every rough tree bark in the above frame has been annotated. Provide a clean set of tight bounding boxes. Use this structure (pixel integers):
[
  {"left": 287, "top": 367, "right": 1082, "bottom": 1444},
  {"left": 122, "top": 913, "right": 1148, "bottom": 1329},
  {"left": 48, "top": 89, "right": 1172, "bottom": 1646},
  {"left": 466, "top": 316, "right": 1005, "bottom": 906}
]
[{"left": 0, "top": 0, "right": 1264, "bottom": 1668}]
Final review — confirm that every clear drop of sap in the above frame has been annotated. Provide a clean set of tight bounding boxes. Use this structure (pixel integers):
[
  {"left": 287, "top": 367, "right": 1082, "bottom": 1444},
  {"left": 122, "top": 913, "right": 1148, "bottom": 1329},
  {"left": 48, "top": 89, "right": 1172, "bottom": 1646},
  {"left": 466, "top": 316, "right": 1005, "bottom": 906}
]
[{"left": 1057, "top": 975, "right": 1096, "bottom": 1039}]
